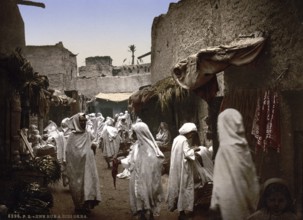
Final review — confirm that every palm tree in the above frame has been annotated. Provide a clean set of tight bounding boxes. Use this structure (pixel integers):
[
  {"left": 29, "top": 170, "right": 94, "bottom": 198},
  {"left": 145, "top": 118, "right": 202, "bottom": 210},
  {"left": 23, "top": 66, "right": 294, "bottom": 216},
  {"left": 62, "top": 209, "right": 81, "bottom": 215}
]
[{"left": 128, "top": 45, "right": 136, "bottom": 65}]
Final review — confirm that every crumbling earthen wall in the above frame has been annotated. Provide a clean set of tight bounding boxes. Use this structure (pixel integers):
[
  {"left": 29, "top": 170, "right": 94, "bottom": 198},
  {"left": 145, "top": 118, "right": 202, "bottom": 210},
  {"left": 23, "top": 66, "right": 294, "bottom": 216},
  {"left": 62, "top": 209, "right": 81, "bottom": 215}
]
[
  {"left": 113, "top": 63, "right": 150, "bottom": 76},
  {"left": 79, "top": 56, "right": 113, "bottom": 77},
  {"left": 151, "top": 0, "right": 303, "bottom": 89},
  {"left": 79, "top": 61, "right": 150, "bottom": 78},
  {"left": 24, "top": 42, "right": 77, "bottom": 91},
  {"left": 151, "top": 0, "right": 222, "bottom": 83},
  {"left": 77, "top": 58, "right": 152, "bottom": 98},
  {"left": 76, "top": 73, "right": 151, "bottom": 97},
  {"left": 220, "top": 0, "right": 303, "bottom": 90},
  {"left": 86, "top": 56, "right": 112, "bottom": 66},
  {"left": 79, "top": 64, "right": 113, "bottom": 77}
]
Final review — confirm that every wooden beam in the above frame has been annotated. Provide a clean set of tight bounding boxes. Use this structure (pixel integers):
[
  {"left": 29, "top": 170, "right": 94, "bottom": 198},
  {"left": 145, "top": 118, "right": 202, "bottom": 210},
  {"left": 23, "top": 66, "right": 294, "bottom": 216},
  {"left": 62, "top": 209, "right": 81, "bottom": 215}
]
[
  {"left": 137, "top": 52, "right": 151, "bottom": 60},
  {"left": 16, "top": 0, "right": 45, "bottom": 8}
]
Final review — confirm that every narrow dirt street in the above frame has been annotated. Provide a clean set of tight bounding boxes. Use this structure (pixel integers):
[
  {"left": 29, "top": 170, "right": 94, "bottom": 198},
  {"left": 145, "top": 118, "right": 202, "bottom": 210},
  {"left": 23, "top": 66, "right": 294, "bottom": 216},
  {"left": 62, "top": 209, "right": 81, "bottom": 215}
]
[{"left": 49, "top": 149, "right": 209, "bottom": 220}]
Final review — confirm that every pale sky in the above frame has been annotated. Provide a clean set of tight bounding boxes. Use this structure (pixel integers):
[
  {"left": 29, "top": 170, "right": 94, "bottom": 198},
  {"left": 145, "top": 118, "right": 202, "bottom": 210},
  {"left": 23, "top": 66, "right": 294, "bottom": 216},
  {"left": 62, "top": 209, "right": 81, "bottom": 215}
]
[{"left": 18, "top": 0, "right": 178, "bottom": 67}]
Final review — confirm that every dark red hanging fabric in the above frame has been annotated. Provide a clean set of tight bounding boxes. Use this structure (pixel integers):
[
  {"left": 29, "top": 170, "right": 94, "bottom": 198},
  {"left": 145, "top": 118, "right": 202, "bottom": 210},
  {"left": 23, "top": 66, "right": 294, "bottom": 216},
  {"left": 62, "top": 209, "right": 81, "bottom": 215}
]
[{"left": 252, "top": 90, "right": 281, "bottom": 152}]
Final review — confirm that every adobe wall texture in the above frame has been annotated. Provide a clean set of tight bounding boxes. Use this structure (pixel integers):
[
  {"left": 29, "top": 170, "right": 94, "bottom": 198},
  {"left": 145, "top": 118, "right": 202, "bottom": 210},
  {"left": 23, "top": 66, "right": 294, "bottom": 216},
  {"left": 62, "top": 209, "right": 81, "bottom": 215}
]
[
  {"left": 24, "top": 44, "right": 151, "bottom": 105},
  {"left": 151, "top": 0, "right": 221, "bottom": 83},
  {"left": 151, "top": 0, "right": 303, "bottom": 90},
  {"left": 79, "top": 61, "right": 151, "bottom": 77},
  {"left": 76, "top": 73, "right": 151, "bottom": 98},
  {"left": 220, "top": 0, "right": 303, "bottom": 90},
  {"left": 77, "top": 58, "right": 152, "bottom": 98},
  {"left": 113, "top": 63, "right": 150, "bottom": 76},
  {"left": 85, "top": 56, "right": 112, "bottom": 66},
  {"left": 24, "top": 42, "right": 78, "bottom": 91},
  {"left": 79, "top": 56, "right": 113, "bottom": 77},
  {"left": 79, "top": 64, "right": 113, "bottom": 77}
]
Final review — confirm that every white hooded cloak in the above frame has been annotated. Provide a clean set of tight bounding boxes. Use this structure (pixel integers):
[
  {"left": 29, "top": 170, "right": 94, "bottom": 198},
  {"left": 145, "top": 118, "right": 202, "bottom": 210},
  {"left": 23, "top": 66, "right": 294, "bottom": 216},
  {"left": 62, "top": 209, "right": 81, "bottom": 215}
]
[{"left": 210, "top": 108, "right": 259, "bottom": 220}]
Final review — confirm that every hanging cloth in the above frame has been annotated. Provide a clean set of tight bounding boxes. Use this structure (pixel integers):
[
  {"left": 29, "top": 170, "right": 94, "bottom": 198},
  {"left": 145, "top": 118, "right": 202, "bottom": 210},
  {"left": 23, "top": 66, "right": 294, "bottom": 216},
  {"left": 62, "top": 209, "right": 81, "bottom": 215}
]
[
  {"left": 172, "top": 33, "right": 266, "bottom": 103},
  {"left": 251, "top": 90, "right": 281, "bottom": 152}
]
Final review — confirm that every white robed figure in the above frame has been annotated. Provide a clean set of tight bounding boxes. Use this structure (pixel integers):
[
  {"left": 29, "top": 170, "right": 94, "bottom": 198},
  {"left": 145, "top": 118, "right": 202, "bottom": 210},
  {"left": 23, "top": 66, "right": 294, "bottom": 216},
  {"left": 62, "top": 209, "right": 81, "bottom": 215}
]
[
  {"left": 44, "top": 121, "right": 66, "bottom": 163},
  {"left": 44, "top": 120, "right": 67, "bottom": 186},
  {"left": 94, "top": 112, "right": 105, "bottom": 144},
  {"left": 100, "top": 118, "right": 121, "bottom": 168},
  {"left": 65, "top": 113, "right": 101, "bottom": 214},
  {"left": 210, "top": 108, "right": 259, "bottom": 220},
  {"left": 120, "top": 121, "right": 164, "bottom": 219},
  {"left": 166, "top": 122, "right": 200, "bottom": 219}
]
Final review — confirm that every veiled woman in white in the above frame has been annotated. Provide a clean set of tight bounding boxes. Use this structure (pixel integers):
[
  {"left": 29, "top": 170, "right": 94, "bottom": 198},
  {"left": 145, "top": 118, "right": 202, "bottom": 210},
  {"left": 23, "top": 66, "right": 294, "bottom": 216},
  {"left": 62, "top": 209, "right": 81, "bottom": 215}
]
[
  {"left": 210, "top": 108, "right": 259, "bottom": 220},
  {"left": 100, "top": 117, "right": 121, "bottom": 168},
  {"left": 120, "top": 122, "right": 164, "bottom": 220},
  {"left": 65, "top": 113, "right": 101, "bottom": 214}
]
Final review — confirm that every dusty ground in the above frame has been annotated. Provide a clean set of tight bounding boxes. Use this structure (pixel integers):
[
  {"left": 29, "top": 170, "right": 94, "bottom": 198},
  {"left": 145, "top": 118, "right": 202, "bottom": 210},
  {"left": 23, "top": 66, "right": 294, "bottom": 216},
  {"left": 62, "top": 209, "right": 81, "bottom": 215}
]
[{"left": 49, "top": 150, "right": 210, "bottom": 220}]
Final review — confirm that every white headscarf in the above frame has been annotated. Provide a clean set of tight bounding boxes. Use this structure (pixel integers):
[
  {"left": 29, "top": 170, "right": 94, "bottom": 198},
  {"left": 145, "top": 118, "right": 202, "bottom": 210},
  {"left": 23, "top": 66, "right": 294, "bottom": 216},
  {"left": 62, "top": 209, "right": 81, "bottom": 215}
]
[
  {"left": 96, "top": 112, "right": 105, "bottom": 122},
  {"left": 68, "top": 113, "right": 86, "bottom": 133},
  {"left": 178, "top": 122, "right": 197, "bottom": 135},
  {"left": 105, "top": 117, "right": 114, "bottom": 126},
  {"left": 218, "top": 108, "right": 248, "bottom": 146},
  {"left": 132, "top": 122, "right": 164, "bottom": 158},
  {"left": 61, "top": 117, "right": 72, "bottom": 137},
  {"left": 44, "top": 121, "right": 58, "bottom": 133}
]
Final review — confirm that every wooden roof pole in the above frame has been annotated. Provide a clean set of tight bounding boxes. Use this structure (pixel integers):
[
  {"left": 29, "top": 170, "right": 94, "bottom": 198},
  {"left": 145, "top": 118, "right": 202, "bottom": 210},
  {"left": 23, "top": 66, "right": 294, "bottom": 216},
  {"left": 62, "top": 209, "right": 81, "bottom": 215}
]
[{"left": 16, "top": 0, "right": 45, "bottom": 8}]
